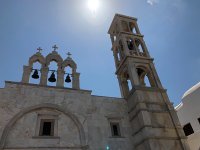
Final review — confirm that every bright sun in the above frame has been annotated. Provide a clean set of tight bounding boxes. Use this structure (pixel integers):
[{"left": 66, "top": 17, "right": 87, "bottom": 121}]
[{"left": 87, "top": 0, "right": 99, "bottom": 14}]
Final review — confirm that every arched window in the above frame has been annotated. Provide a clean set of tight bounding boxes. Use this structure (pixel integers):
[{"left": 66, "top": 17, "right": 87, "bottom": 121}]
[
  {"left": 124, "top": 72, "right": 132, "bottom": 92},
  {"left": 144, "top": 75, "right": 151, "bottom": 87},
  {"left": 113, "top": 36, "right": 117, "bottom": 41},
  {"left": 29, "top": 61, "right": 41, "bottom": 84},
  {"left": 135, "top": 39, "right": 146, "bottom": 56},
  {"left": 136, "top": 67, "right": 155, "bottom": 87},
  {"left": 127, "top": 79, "right": 132, "bottom": 91},
  {"left": 129, "top": 22, "right": 137, "bottom": 34},
  {"left": 117, "top": 51, "right": 121, "bottom": 61}
]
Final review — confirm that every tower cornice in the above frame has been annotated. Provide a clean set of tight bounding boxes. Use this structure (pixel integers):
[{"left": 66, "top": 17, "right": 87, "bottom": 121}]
[{"left": 115, "top": 56, "right": 154, "bottom": 75}]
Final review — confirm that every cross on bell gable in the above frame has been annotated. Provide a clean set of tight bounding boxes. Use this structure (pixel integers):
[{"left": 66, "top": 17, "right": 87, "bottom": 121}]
[
  {"left": 37, "top": 47, "right": 42, "bottom": 53},
  {"left": 67, "top": 52, "right": 72, "bottom": 58},
  {"left": 52, "top": 44, "right": 58, "bottom": 51}
]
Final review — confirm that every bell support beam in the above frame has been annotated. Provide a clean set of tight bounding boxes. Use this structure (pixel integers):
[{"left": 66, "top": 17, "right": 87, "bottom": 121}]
[
  {"left": 72, "top": 72, "right": 80, "bottom": 89},
  {"left": 57, "top": 69, "right": 64, "bottom": 87},
  {"left": 40, "top": 66, "right": 48, "bottom": 86}
]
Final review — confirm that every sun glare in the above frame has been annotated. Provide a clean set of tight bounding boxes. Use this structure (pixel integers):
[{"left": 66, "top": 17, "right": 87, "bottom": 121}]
[{"left": 87, "top": 0, "right": 99, "bottom": 14}]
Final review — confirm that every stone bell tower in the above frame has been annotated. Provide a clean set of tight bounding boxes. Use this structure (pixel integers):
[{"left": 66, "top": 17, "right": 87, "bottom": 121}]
[{"left": 108, "top": 14, "right": 190, "bottom": 150}]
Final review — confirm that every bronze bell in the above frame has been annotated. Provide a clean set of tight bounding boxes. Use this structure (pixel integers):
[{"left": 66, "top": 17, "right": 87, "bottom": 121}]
[
  {"left": 31, "top": 70, "right": 39, "bottom": 79},
  {"left": 65, "top": 74, "right": 71, "bottom": 83},
  {"left": 48, "top": 72, "right": 56, "bottom": 82},
  {"left": 127, "top": 40, "right": 134, "bottom": 50}
]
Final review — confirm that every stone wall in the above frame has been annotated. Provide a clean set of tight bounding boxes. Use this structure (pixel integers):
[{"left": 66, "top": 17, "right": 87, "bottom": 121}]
[{"left": 0, "top": 81, "right": 133, "bottom": 150}]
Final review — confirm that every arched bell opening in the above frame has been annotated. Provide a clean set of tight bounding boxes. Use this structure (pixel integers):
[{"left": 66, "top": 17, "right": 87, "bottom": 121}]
[
  {"left": 29, "top": 54, "right": 45, "bottom": 68},
  {"left": 116, "top": 47, "right": 123, "bottom": 63},
  {"left": 144, "top": 75, "right": 151, "bottom": 87},
  {"left": 126, "top": 38, "right": 135, "bottom": 50},
  {"left": 126, "top": 37, "right": 137, "bottom": 56},
  {"left": 64, "top": 66, "right": 72, "bottom": 88},
  {"left": 62, "top": 57, "right": 79, "bottom": 89},
  {"left": 123, "top": 72, "right": 132, "bottom": 92},
  {"left": 117, "top": 50, "right": 121, "bottom": 62},
  {"left": 47, "top": 61, "right": 58, "bottom": 87},
  {"left": 135, "top": 39, "right": 146, "bottom": 56},
  {"left": 113, "top": 35, "right": 117, "bottom": 42},
  {"left": 29, "top": 61, "right": 42, "bottom": 85},
  {"left": 136, "top": 67, "right": 155, "bottom": 87},
  {"left": 129, "top": 22, "right": 138, "bottom": 34}
]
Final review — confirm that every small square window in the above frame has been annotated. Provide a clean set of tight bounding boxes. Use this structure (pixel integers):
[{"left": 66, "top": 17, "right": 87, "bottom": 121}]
[
  {"left": 183, "top": 123, "right": 194, "bottom": 136},
  {"left": 110, "top": 122, "right": 121, "bottom": 137},
  {"left": 39, "top": 119, "right": 54, "bottom": 136}
]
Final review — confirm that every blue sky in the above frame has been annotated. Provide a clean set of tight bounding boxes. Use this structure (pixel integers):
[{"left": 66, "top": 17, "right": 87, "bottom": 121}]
[{"left": 0, "top": 0, "right": 200, "bottom": 106}]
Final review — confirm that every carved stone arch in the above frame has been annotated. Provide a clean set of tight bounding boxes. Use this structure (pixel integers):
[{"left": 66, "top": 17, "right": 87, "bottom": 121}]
[
  {"left": 29, "top": 54, "right": 45, "bottom": 67},
  {"left": 62, "top": 58, "right": 77, "bottom": 73},
  {"left": 126, "top": 36, "right": 135, "bottom": 50},
  {"left": 135, "top": 65, "right": 156, "bottom": 87},
  {"left": 45, "top": 52, "right": 63, "bottom": 68},
  {"left": 134, "top": 38, "right": 146, "bottom": 53},
  {"left": 0, "top": 103, "right": 87, "bottom": 149},
  {"left": 129, "top": 22, "right": 137, "bottom": 34}
]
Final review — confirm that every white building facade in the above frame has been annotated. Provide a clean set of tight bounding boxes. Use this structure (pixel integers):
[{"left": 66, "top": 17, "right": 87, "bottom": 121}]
[{"left": 176, "top": 82, "right": 200, "bottom": 150}]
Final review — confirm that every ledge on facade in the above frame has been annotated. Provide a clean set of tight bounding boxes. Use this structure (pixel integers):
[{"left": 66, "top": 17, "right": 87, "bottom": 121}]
[
  {"left": 4, "top": 81, "right": 92, "bottom": 94},
  {"left": 92, "top": 94, "right": 124, "bottom": 100},
  {"left": 119, "top": 31, "right": 144, "bottom": 37},
  {"left": 126, "top": 86, "right": 167, "bottom": 101},
  {"left": 32, "top": 136, "right": 60, "bottom": 139},
  {"left": 175, "top": 102, "right": 183, "bottom": 111},
  {"left": 129, "top": 86, "right": 166, "bottom": 95},
  {"left": 4, "top": 145, "right": 89, "bottom": 149},
  {"left": 182, "top": 81, "right": 200, "bottom": 99},
  {"left": 115, "top": 56, "right": 154, "bottom": 75},
  {"left": 108, "top": 136, "right": 126, "bottom": 139}
]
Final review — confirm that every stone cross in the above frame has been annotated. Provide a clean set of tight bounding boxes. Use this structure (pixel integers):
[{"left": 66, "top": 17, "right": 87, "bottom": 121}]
[
  {"left": 67, "top": 52, "right": 72, "bottom": 58},
  {"left": 52, "top": 45, "right": 58, "bottom": 51},
  {"left": 37, "top": 47, "right": 42, "bottom": 53}
]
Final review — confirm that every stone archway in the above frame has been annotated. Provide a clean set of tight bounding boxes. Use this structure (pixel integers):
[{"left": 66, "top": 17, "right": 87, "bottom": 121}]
[{"left": 0, "top": 103, "right": 87, "bottom": 150}]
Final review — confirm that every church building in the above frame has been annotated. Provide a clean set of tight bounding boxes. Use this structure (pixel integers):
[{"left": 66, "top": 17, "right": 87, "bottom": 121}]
[{"left": 0, "top": 14, "right": 190, "bottom": 150}]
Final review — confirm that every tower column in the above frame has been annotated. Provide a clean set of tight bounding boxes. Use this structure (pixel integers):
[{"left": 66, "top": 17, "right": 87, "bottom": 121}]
[
  {"left": 127, "top": 60, "right": 140, "bottom": 86},
  {"left": 72, "top": 72, "right": 80, "bottom": 89},
  {"left": 113, "top": 49, "right": 120, "bottom": 67},
  {"left": 56, "top": 69, "right": 64, "bottom": 87},
  {"left": 121, "top": 76, "right": 130, "bottom": 98},
  {"left": 149, "top": 62, "right": 163, "bottom": 89},
  {"left": 121, "top": 36, "right": 131, "bottom": 56},
  {"left": 22, "top": 65, "right": 32, "bottom": 83},
  {"left": 142, "top": 41, "right": 150, "bottom": 57},
  {"left": 40, "top": 66, "right": 48, "bottom": 86}
]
